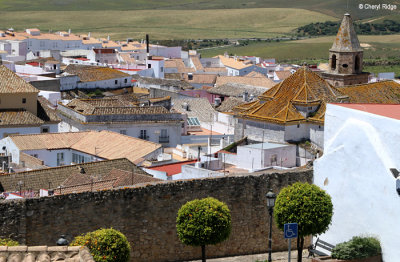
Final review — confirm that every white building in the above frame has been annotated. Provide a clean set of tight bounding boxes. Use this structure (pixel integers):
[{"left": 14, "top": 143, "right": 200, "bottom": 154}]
[
  {"left": 60, "top": 64, "right": 132, "bottom": 91},
  {"left": 57, "top": 98, "right": 183, "bottom": 147},
  {"left": 314, "top": 103, "right": 400, "bottom": 262},
  {"left": 0, "top": 130, "right": 162, "bottom": 168}
]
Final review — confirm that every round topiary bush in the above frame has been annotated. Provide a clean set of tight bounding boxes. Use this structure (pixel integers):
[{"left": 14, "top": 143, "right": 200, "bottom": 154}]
[
  {"left": 176, "top": 197, "right": 231, "bottom": 262},
  {"left": 331, "top": 236, "right": 382, "bottom": 260},
  {"left": 0, "top": 238, "right": 19, "bottom": 246},
  {"left": 70, "top": 228, "right": 131, "bottom": 262},
  {"left": 274, "top": 182, "right": 333, "bottom": 262}
]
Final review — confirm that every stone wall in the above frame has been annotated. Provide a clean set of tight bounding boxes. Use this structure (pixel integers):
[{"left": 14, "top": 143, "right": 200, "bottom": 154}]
[
  {"left": 0, "top": 246, "right": 94, "bottom": 262},
  {"left": 0, "top": 170, "right": 313, "bottom": 262}
]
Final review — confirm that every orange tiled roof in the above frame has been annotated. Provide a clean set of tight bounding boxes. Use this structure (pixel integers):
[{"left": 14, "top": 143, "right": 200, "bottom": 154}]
[
  {"left": 218, "top": 55, "right": 253, "bottom": 70},
  {"left": 216, "top": 75, "right": 275, "bottom": 89},
  {"left": 341, "top": 80, "right": 400, "bottom": 104},
  {"left": 0, "top": 65, "right": 39, "bottom": 93},
  {"left": 9, "top": 130, "right": 161, "bottom": 163},
  {"left": 65, "top": 98, "right": 168, "bottom": 115},
  {"left": 235, "top": 67, "right": 348, "bottom": 125},
  {"left": 0, "top": 109, "right": 43, "bottom": 126},
  {"left": 64, "top": 64, "right": 130, "bottom": 82},
  {"left": 274, "top": 70, "right": 292, "bottom": 81}
]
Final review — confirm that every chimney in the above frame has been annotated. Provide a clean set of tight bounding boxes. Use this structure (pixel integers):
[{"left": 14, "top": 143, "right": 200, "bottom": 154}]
[
  {"left": 107, "top": 35, "right": 110, "bottom": 41},
  {"left": 146, "top": 34, "right": 150, "bottom": 56},
  {"left": 68, "top": 28, "right": 71, "bottom": 34},
  {"left": 88, "top": 32, "right": 91, "bottom": 38},
  {"left": 243, "top": 91, "right": 249, "bottom": 102}
]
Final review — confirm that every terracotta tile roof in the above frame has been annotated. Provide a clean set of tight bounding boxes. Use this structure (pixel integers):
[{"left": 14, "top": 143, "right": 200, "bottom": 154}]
[
  {"left": 0, "top": 65, "right": 39, "bottom": 93},
  {"left": 183, "top": 74, "right": 217, "bottom": 84},
  {"left": 64, "top": 64, "right": 130, "bottom": 82},
  {"left": 204, "top": 67, "right": 227, "bottom": 73},
  {"left": 37, "top": 96, "right": 61, "bottom": 123},
  {"left": 275, "top": 70, "right": 292, "bottom": 80},
  {"left": 216, "top": 97, "right": 246, "bottom": 113},
  {"left": 333, "top": 103, "right": 400, "bottom": 120},
  {"left": 118, "top": 53, "right": 136, "bottom": 64},
  {"left": 235, "top": 67, "right": 348, "bottom": 125},
  {"left": 340, "top": 80, "right": 400, "bottom": 104},
  {"left": 65, "top": 98, "right": 168, "bottom": 115},
  {"left": 147, "top": 160, "right": 197, "bottom": 176},
  {"left": 172, "top": 98, "right": 216, "bottom": 123},
  {"left": 0, "top": 158, "right": 143, "bottom": 192},
  {"left": 208, "top": 83, "right": 267, "bottom": 97},
  {"left": 216, "top": 75, "right": 275, "bottom": 89},
  {"left": 218, "top": 55, "right": 253, "bottom": 70},
  {"left": 190, "top": 56, "right": 204, "bottom": 71},
  {"left": 19, "top": 152, "right": 47, "bottom": 170},
  {"left": 8, "top": 130, "right": 162, "bottom": 163},
  {"left": 0, "top": 109, "right": 44, "bottom": 126},
  {"left": 105, "top": 168, "right": 161, "bottom": 187},
  {"left": 165, "top": 59, "right": 195, "bottom": 73},
  {"left": 245, "top": 71, "right": 266, "bottom": 78}
]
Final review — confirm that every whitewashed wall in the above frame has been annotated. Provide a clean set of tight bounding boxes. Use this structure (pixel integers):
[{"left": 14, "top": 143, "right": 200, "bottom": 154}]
[{"left": 314, "top": 104, "right": 400, "bottom": 262}]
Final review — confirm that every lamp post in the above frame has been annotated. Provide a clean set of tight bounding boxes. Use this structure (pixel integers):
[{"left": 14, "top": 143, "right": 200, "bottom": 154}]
[{"left": 266, "top": 189, "right": 276, "bottom": 262}]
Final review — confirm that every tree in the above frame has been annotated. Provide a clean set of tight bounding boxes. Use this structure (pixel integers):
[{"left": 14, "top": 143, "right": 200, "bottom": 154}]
[
  {"left": 176, "top": 197, "right": 231, "bottom": 262},
  {"left": 70, "top": 228, "right": 131, "bottom": 262},
  {"left": 274, "top": 182, "right": 333, "bottom": 262}
]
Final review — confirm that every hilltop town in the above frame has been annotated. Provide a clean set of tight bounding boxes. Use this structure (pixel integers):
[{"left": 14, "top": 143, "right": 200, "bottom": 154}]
[{"left": 0, "top": 12, "right": 399, "bottom": 262}]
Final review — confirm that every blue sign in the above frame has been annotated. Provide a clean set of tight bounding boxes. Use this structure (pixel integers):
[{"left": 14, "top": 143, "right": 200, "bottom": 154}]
[{"left": 284, "top": 223, "right": 298, "bottom": 239}]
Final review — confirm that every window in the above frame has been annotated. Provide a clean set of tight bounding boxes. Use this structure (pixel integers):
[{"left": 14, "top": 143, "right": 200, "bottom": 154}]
[
  {"left": 331, "top": 54, "right": 336, "bottom": 70},
  {"left": 120, "top": 130, "right": 127, "bottom": 135},
  {"left": 297, "top": 124, "right": 300, "bottom": 128},
  {"left": 139, "top": 130, "right": 148, "bottom": 140},
  {"left": 57, "top": 152, "right": 64, "bottom": 166},
  {"left": 270, "top": 154, "right": 277, "bottom": 163},
  {"left": 22, "top": 98, "right": 26, "bottom": 104},
  {"left": 40, "top": 41, "right": 44, "bottom": 47},
  {"left": 115, "top": 80, "right": 118, "bottom": 85},
  {"left": 160, "top": 67, "right": 163, "bottom": 72},
  {"left": 342, "top": 64, "right": 348, "bottom": 68},
  {"left": 355, "top": 55, "right": 360, "bottom": 71},
  {"left": 188, "top": 74, "right": 193, "bottom": 80},
  {"left": 72, "top": 153, "right": 88, "bottom": 164},
  {"left": 41, "top": 126, "right": 49, "bottom": 133},
  {"left": 124, "top": 79, "right": 127, "bottom": 83},
  {"left": 161, "top": 129, "right": 167, "bottom": 137},
  {"left": 148, "top": 63, "right": 151, "bottom": 69}
]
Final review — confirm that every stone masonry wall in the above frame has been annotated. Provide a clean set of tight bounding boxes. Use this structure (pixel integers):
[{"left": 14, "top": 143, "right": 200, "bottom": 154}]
[{"left": 0, "top": 170, "right": 313, "bottom": 262}]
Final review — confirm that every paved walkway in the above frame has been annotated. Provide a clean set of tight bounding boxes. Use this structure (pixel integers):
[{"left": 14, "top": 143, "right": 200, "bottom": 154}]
[{"left": 188, "top": 250, "right": 312, "bottom": 262}]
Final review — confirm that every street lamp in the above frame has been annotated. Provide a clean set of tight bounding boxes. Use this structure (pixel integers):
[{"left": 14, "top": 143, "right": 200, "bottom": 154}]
[
  {"left": 56, "top": 235, "right": 69, "bottom": 246},
  {"left": 266, "top": 189, "right": 276, "bottom": 262}
]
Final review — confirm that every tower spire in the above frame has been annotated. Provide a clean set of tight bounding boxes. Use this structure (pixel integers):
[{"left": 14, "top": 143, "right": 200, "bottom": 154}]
[{"left": 330, "top": 13, "right": 362, "bottom": 52}]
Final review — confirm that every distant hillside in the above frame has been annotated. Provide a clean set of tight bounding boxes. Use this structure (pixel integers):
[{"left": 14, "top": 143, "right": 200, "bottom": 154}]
[
  {"left": 297, "top": 20, "right": 400, "bottom": 36},
  {"left": 0, "top": 0, "right": 396, "bottom": 19}
]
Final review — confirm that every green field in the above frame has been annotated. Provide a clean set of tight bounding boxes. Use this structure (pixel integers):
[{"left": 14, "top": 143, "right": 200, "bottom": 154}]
[
  {"left": 0, "top": 0, "right": 394, "bottom": 20},
  {"left": 199, "top": 35, "right": 400, "bottom": 62},
  {"left": 0, "top": 8, "right": 336, "bottom": 40}
]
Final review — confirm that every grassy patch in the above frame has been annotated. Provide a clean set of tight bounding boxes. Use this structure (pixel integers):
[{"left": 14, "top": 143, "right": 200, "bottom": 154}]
[
  {"left": 0, "top": 9, "right": 335, "bottom": 40},
  {"left": 199, "top": 35, "right": 400, "bottom": 64}
]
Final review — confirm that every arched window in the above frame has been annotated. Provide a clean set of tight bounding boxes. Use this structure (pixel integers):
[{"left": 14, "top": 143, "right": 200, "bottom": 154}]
[
  {"left": 355, "top": 55, "right": 360, "bottom": 71},
  {"left": 331, "top": 55, "right": 337, "bottom": 70}
]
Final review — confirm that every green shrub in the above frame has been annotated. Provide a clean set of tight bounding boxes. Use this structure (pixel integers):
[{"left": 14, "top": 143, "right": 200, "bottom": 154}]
[
  {"left": 0, "top": 238, "right": 19, "bottom": 246},
  {"left": 176, "top": 197, "right": 231, "bottom": 261},
  {"left": 331, "top": 236, "right": 381, "bottom": 260},
  {"left": 70, "top": 228, "right": 131, "bottom": 262}
]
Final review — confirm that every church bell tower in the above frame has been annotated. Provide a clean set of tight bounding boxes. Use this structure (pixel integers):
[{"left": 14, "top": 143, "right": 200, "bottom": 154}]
[{"left": 321, "top": 13, "right": 369, "bottom": 87}]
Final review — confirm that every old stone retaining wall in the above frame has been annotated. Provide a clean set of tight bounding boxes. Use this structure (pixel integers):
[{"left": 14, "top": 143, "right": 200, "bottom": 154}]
[{"left": 0, "top": 169, "right": 313, "bottom": 262}]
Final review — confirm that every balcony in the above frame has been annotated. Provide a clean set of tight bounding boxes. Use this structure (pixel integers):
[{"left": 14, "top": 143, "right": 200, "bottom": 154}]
[{"left": 159, "top": 136, "right": 169, "bottom": 144}]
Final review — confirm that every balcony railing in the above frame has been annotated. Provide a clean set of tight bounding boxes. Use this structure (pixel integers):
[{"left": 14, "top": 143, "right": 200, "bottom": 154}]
[
  {"left": 159, "top": 136, "right": 169, "bottom": 143},
  {"left": 139, "top": 135, "right": 149, "bottom": 140}
]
